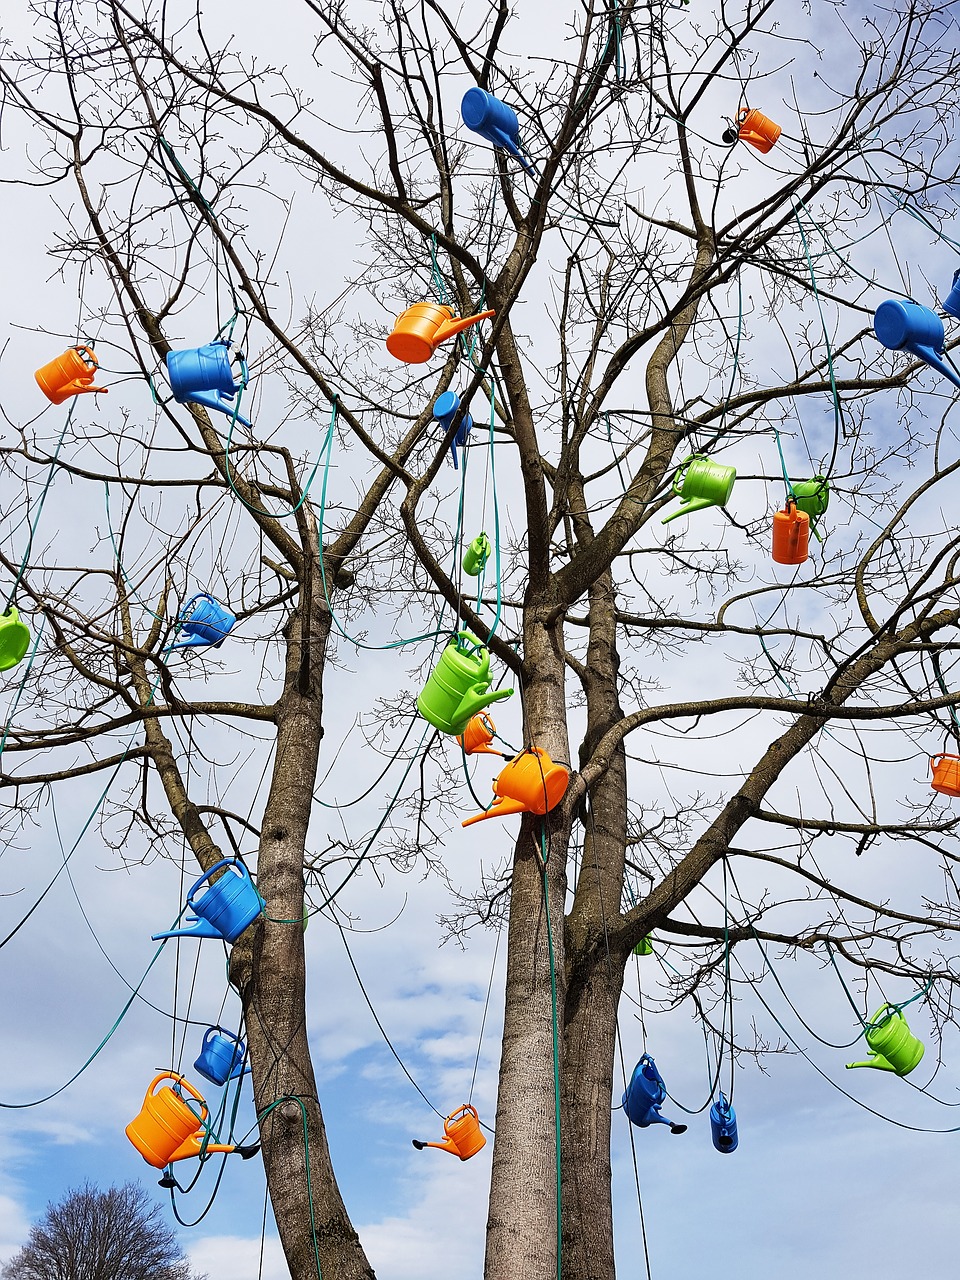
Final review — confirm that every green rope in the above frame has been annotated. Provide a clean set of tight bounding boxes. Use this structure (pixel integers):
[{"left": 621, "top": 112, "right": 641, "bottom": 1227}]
[
  {"left": 254, "top": 1097, "right": 323, "bottom": 1280},
  {"left": 540, "top": 831, "right": 562, "bottom": 1280},
  {"left": 224, "top": 390, "right": 327, "bottom": 518}
]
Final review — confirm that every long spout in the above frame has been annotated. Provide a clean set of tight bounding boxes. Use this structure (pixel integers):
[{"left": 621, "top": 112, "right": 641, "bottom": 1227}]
[
  {"left": 170, "top": 633, "right": 216, "bottom": 650},
  {"left": 845, "top": 1053, "right": 897, "bottom": 1072},
  {"left": 462, "top": 795, "right": 528, "bottom": 827},
  {"left": 152, "top": 918, "right": 224, "bottom": 942},
  {"left": 412, "top": 1137, "right": 459, "bottom": 1155},
  {"left": 662, "top": 496, "right": 719, "bottom": 524},
  {"left": 71, "top": 381, "right": 108, "bottom": 396},
  {"left": 168, "top": 1135, "right": 238, "bottom": 1163},
  {"left": 182, "top": 390, "right": 253, "bottom": 427},
  {"left": 434, "top": 309, "right": 497, "bottom": 344},
  {"left": 905, "top": 343, "right": 960, "bottom": 393}
]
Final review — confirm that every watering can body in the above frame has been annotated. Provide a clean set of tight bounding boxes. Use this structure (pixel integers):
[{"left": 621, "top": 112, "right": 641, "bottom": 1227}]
[
  {"left": 662, "top": 455, "right": 736, "bottom": 523},
  {"left": 792, "top": 475, "right": 830, "bottom": 522},
  {"left": 35, "top": 346, "right": 107, "bottom": 404},
  {"left": 873, "top": 300, "right": 960, "bottom": 392},
  {"left": 461, "top": 88, "right": 535, "bottom": 173},
  {"left": 734, "top": 107, "right": 781, "bottom": 153},
  {"left": 194, "top": 1027, "right": 248, "bottom": 1086},
  {"left": 457, "top": 712, "right": 500, "bottom": 756},
  {"left": 710, "top": 1094, "right": 739, "bottom": 1153},
  {"left": 432, "top": 390, "right": 473, "bottom": 469},
  {"left": 125, "top": 1073, "right": 237, "bottom": 1167},
  {"left": 152, "top": 858, "right": 264, "bottom": 943},
  {"left": 633, "top": 936, "right": 653, "bottom": 956},
  {"left": 166, "top": 342, "right": 251, "bottom": 426},
  {"left": 944, "top": 268, "right": 960, "bottom": 320},
  {"left": 622, "top": 1054, "right": 686, "bottom": 1132},
  {"left": 462, "top": 747, "right": 569, "bottom": 826},
  {"left": 172, "top": 593, "right": 236, "bottom": 650},
  {"left": 417, "top": 632, "right": 513, "bottom": 735},
  {"left": 846, "top": 1004, "right": 925, "bottom": 1076},
  {"left": 931, "top": 753, "right": 960, "bottom": 797},
  {"left": 463, "top": 532, "right": 491, "bottom": 576},
  {"left": 413, "top": 1104, "right": 486, "bottom": 1160},
  {"left": 0, "top": 608, "right": 32, "bottom": 672},
  {"left": 386, "top": 304, "right": 497, "bottom": 364},
  {"left": 772, "top": 502, "right": 809, "bottom": 565}
]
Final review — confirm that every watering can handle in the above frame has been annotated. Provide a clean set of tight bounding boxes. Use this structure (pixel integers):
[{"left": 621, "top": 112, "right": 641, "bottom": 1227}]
[
  {"left": 187, "top": 857, "right": 241, "bottom": 904},
  {"left": 147, "top": 1072, "right": 208, "bottom": 1118},
  {"left": 737, "top": 107, "right": 750, "bottom": 124},
  {"left": 671, "top": 457, "right": 693, "bottom": 497},
  {"left": 445, "top": 1104, "right": 479, "bottom": 1130}
]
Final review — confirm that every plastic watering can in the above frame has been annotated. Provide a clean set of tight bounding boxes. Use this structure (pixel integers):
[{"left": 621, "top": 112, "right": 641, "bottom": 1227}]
[
  {"left": 662, "top": 455, "right": 736, "bottom": 523},
  {"left": 457, "top": 712, "right": 501, "bottom": 757},
  {"left": 873, "top": 299, "right": 960, "bottom": 392},
  {"left": 930, "top": 753, "right": 960, "bottom": 797},
  {"left": 632, "top": 936, "right": 653, "bottom": 956},
  {"left": 460, "top": 88, "right": 536, "bottom": 174},
  {"left": 722, "top": 107, "right": 781, "bottom": 153},
  {"left": 944, "top": 268, "right": 960, "bottom": 320},
  {"left": 462, "top": 747, "right": 569, "bottom": 826},
  {"left": 792, "top": 475, "right": 829, "bottom": 523},
  {"left": 772, "top": 500, "right": 809, "bottom": 565},
  {"left": 0, "top": 608, "right": 31, "bottom": 672},
  {"left": 125, "top": 1073, "right": 243, "bottom": 1167},
  {"left": 432, "top": 390, "right": 473, "bottom": 469},
  {"left": 152, "top": 858, "right": 264, "bottom": 943},
  {"left": 412, "top": 1104, "right": 486, "bottom": 1160},
  {"left": 846, "top": 1004, "right": 925, "bottom": 1076},
  {"left": 386, "top": 304, "right": 497, "bottom": 364},
  {"left": 417, "top": 631, "right": 513, "bottom": 736},
  {"left": 710, "top": 1093, "right": 739, "bottom": 1153},
  {"left": 35, "top": 346, "right": 107, "bottom": 405},
  {"left": 166, "top": 341, "right": 252, "bottom": 426},
  {"left": 172, "top": 593, "right": 236, "bottom": 650},
  {"left": 622, "top": 1054, "right": 687, "bottom": 1133},
  {"left": 194, "top": 1027, "right": 249, "bottom": 1086},
  {"left": 462, "top": 532, "right": 491, "bottom": 576}
]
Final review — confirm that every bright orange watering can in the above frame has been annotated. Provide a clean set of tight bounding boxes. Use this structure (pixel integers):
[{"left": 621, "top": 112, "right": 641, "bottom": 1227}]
[
  {"left": 723, "top": 107, "right": 781, "bottom": 153},
  {"left": 386, "top": 304, "right": 496, "bottom": 364},
  {"left": 457, "top": 712, "right": 502, "bottom": 756},
  {"left": 772, "top": 500, "right": 809, "bottom": 565},
  {"left": 413, "top": 1104, "right": 486, "bottom": 1160},
  {"left": 125, "top": 1073, "right": 245, "bottom": 1168},
  {"left": 930, "top": 753, "right": 960, "bottom": 797},
  {"left": 462, "top": 747, "right": 569, "bottom": 826},
  {"left": 35, "top": 346, "right": 107, "bottom": 405}
]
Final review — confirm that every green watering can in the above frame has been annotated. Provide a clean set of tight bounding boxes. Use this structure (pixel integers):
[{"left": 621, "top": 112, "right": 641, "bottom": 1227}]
[
  {"left": 462, "top": 533, "right": 491, "bottom": 576},
  {"left": 0, "top": 608, "right": 31, "bottom": 672},
  {"left": 846, "top": 1004, "right": 925, "bottom": 1076},
  {"left": 791, "top": 475, "right": 829, "bottom": 540},
  {"left": 633, "top": 936, "right": 653, "bottom": 956},
  {"left": 417, "top": 631, "right": 513, "bottom": 736},
  {"left": 662, "top": 455, "right": 736, "bottom": 524}
]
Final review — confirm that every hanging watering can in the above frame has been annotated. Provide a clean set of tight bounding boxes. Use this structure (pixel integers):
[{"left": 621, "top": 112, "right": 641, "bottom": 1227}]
[
  {"left": 846, "top": 1004, "right": 925, "bottom": 1076},
  {"left": 432, "top": 390, "right": 474, "bottom": 469},
  {"left": 463, "top": 533, "right": 491, "bottom": 576},
  {"left": 125, "top": 1073, "right": 242, "bottom": 1167},
  {"left": 662, "top": 455, "right": 736, "bottom": 523},
  {"left": 166, "top": 341, "right": 252, "bottom": 426},
  {"left": 792, "top": 475, "right": 830, "bottom": 524},
  {"left": 194, "top": 1027, "right": 249, "bottom": 1086},
  {"left": 171, "top": 592, "right": 236, "bottom": 650},
  {"left": 772, "top": 500, "right": 809, "bottom": 565},
  {"left": 457, "top": 712, "right": 501, "bottom": 756},
  {"left": 710, "top": 1093, "right": 739, "bottom": 1153},
  {"left": 622, "top": 1054, "right": 687, "bottom": 1133},
  {"left": 412, "top": 1104, "right": 486, "bottom": 1160},
  {"left": 930, "top": 753, "right": 960, "bottom": 797},
  {"left": 386, "top": 304, "right": 497, "bottom": 365},
  {"left": 462, "top": 747, "right": 569, "bottom": 826},
  {"left": 35, "top": 346, "right": 107, "bottom": 405},
  {"left": 632, "top": 936, "right": 653, "bottom": 956},
  {"left": 461, "top": 88, "right": 535, "bottom": 173},
  {"left": 722, "top": 107, "right": 781, "bottom": 153},
  {"left": 873, "top": 300, "right": 960, "bottom": 392},
  {"left": 943, "top": 268, "right": 960, "bottom": 320},
  {"left": 0, "top": 608, "right": 31, "bottom": 672},
  {"left": 417, "top": 631, "right": 513, "bottom": 736},
  {"left": 152, "top": 858, "right": 264, "bottom": 943}
]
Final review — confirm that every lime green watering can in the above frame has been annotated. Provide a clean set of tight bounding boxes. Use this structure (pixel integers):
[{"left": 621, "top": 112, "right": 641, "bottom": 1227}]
[
  {"left": 662, "top": 455, "right": 736, "bottom": 524},
  {"left": 0, "top": 608, "right": 31, "bottom": 672},
  {"left": 417, "top": 631, "right": 513, "bottom": 736},
  {"left": 846, "top": 1004, "right": 925, "bottom": 1076},
  {"left": 791, "top": 475, "right": 829, "bottom": 540}
]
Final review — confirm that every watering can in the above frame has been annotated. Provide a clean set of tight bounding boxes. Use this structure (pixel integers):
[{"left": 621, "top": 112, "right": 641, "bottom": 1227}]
[
  {"left": 462, "top": 747, "right": 569, "bottom": 826},
  {"left": 632, "top": 936, "right": 653, "bottom": 956},
  {"left": 722, "top": 107, "right": 781, "bottom": 153},
  {"left": 792, "top": 475, "right": 829, "bottom": 524},
  {"left": 772, "top": 500, "right": 809, "bottom": 565},
  {"left": 35, "top": 346, "right": 107, "bottom": 405},
  {"left": 166, "top": 341, "right": 252, "bottom": 426},
  {"left": 846, "top": 1004, "right": 925, "bottom": 1076},
  {"left": 0, "top": 608, "right": 31, "bottom": 672},
  {"left": 873, "top": 299, "right": 960, "bottom": 392},
  {"left": 622, "top": 1054, "right": 687, "bottom": 1133},
  {"left": 930, "top": 753, "right": 960, "bottom": 797},
  {"left": 386, "top": 304, "right": 497, "bottom": 365},
  {"left": 125, "top": 1073, "right": 253, "bottom": 1167},
  {"left": 171, "top": 593, "right": 236, "bottom": 650},
  {"left": 710, "top": 1093, "right": 739, "bottom": 1153},
  {"left": 194, "top": 1027, "right": 249, "bottom": 1086},
  {"left": 943, "top": 268, "right": 960, "bottom": 320},
  {"left": 463, "top": 533, "right": 491, "bottom": 576},
  {"left": 457, "top": 712, "right": 502, "bottom": 757},
  {"left": 417, "top": 631, "right": 513, "bottom": 736},
  {"left": 412, "top": 1104, "right": 486, "bottom": 1160},
  {"left": 461, "top": 88, "right": 536, "bottom": 174},
  {"left": 662, "top": 455, "right": 736, "bottom": 523},
  {"left": 152, "top": 858, "right": 264, "bottom": 943},
  {"left": 432, "top": 390, "right": 473, "bottom": 469}
]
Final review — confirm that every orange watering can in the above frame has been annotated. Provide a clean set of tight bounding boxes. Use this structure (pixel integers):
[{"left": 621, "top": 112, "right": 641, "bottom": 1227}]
[
  {"left": 722, "top": 107, "right": 781, "bottom": 153},
  {"left": 772, "top": 500, "right": 809, "bottom": 565},
  {"left": 35, "top": 346, "right": 108, "bottom": 405},
  {"left": 412, "top": 1104, "right": 486, "bottom": 1160},
  {"left": 386, "top": 304, "right": 496, "bottom": 364},
  {"left": 125, "top": 1073, "right": 256, "bottom": 1168},
  {"left": 462, "top": 747, "right": 569, "bottom": 826},
  {"left": 930, "top": 753, "right": 960, "bottom": 797},
  {"left": 457, "top": 712, "right": 503, "bottom": 756}
]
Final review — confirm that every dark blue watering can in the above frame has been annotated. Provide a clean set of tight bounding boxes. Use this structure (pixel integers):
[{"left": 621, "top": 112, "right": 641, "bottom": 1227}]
[
  {"left": 461, "top": 88, "right": 536, "bottom": 174},
  {"left": 166, "top": 340, "right": 252, "bottom": 426},
  {"left": 172, "top": 593, "right": 236, "bottom": 650},
  {"left": 944, "top": 269, "right": 960, "bottom": 321},
  {"left": 194, "top": 1026, "right": 249, "bottom": 1085},
  {"left": 710, "top": 1093, "right": 738, "bottom": 1153},
  {"left": 432, "top": 390, "right": 473, "bottom": 469},
  {"left": 152, "top": 858, "right": 264, "bottom": 943},
  {"left": 873, "top": 299, "right": 960, "bottom": 392},
  {"left": 622, "top": 1054, "right": 687, "bottom": 1133}
]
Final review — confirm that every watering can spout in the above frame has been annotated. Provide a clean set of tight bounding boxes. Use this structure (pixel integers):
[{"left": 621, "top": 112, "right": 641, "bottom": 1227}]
[
  {"left": 171, "top": 632, "right": 216, "bottom": 650},
  {"left": 152, "top": 917, "right": 225, "bottom": 942},
  {"left": 462, "top": 794, "right": 528, "bottom": 827},
  {"left": 905, "top": 343, "right": 960, "bottom": 393},
  {"left": 183, "top": 389, "right": 252, "bottom": 427},
  {"left": 413, "top": 1136, "right": 460, "bottom": 1155},
  {"left": 460, "top": 684, "right": 513, "bottom": 724},
  {"left": 169, "top": 1134, "right": 238, "bottom": 1162},
  {"left": 434, "top": 309, "right": 496, "bottom": 344},
  {"left": 662, "top": 495, "right": 716, "bottom": 524},
  {"left": 846, "top": 1052, "right": 897, "bottom": 1073}
]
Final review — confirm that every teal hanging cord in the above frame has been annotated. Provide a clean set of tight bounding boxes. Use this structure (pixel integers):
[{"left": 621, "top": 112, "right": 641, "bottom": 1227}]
[
  {"left": 252, "top": 1097, "right": 323, "bottom": 1280},
  {"left": 224, "top": 390, "right": 328, "bottom": 519},
  {"left": 540, "top": 830, "right": 562, "bottom": 1280},
  {"left": 793, "top": 207, "right": 844, "bottom": 477}
]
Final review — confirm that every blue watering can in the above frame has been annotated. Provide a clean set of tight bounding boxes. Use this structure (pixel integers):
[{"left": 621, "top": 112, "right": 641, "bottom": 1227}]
[
  {"left": 152, "top": 858, "right": 264, "bottom": 943},
  {"left": 432, "top": 390, "right": 473, "bottom": 469},
  {"left": 166, "top": 341, "right": 252, "bottom": 426},
  {"left": 172, "top": 593, "right": 236, "bottom": 650},
  {"left": 461, "top": 88, "right": 536, "bottom": 174},
  {"left": 944, "top": 268, "right": 960, "bottom": 320},
  {"left": 622, "top": 1054, "right": 687, "bottom": 1133},
  {"left": 194, "top": 1026, "right": 249, "bottom": 1085},
  {"left": 710, "top": 1093, "right": 739, "bottom": 1153},
  {"left": 873, "top": 299, "right": 960, "bottom": 392}
]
